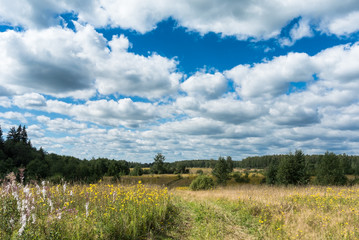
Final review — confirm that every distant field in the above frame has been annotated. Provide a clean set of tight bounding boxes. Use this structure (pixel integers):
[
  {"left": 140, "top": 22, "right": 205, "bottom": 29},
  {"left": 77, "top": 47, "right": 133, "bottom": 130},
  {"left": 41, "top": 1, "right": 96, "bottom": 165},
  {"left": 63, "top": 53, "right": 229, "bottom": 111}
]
[{"left": 115, "top": 168, "right": 265, "bottom": 188}]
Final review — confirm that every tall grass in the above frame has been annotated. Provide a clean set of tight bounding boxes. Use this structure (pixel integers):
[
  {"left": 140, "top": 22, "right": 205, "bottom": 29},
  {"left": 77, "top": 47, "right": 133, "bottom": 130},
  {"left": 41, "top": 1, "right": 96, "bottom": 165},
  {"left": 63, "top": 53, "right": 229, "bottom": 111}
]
[
  {"left": 173, "top": 185, "right": 359, "bottom": 239},
  {"left": 0, "top": 176, "right": 174, "bottom": 239}
]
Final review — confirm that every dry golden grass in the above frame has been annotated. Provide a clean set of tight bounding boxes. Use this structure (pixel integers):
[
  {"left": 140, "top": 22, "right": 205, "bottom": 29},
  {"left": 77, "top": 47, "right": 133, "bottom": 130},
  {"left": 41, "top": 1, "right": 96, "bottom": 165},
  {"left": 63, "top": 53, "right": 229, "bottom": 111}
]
[{"left": 173, "top": 185, "right": 359, "bottom": 239}]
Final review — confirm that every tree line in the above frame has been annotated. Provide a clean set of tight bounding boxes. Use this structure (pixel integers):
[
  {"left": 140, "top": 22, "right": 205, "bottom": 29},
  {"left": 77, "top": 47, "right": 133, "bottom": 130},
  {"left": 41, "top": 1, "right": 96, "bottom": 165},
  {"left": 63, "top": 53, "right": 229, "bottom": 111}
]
[
  {"left": 265, "top": 150, "right": 354, "bottom": 186},
  {"left": 0, "top": 125, "right": 130, "bottom": 183}
]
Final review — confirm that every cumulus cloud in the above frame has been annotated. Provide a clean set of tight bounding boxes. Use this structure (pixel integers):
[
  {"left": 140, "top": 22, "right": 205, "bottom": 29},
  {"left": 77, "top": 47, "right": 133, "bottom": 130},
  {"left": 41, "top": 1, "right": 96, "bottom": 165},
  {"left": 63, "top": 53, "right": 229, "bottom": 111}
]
[
  {"left": 326, "top": 11, "right": 359, "bottom": 35},
  {"left": 31, "top": 98, "right": 173, "bottom": 128},
  {"left": 0, "top": 97, "right": 11, "bottom": 108},
  {"left": 0, "top": 111, "right": 31, "bottom": 123},
  {"left": 96, "top": 35, "right": 181, "bottom": 98},
  {"left": 0, "top": 26, "right": 96, "bottom": 98},
  {"left": 225, "top": 52, "right": 315, "bottom": 100},
  {"left": 181, "top": 72, "right": 227, "bottom": 99},
  {"left": 158, "top": 118, "right": 225, "bottom": 135},
  {"left": 280, "top": 18, "right": 313, "bottom": 46},
  {"left": 0, "top": 24, "right": 181, "bottom": 99},
  {"left": 13, "top": 93, "right": 47, "bottom": 109},
  {"left": 37, "top": 116, "right": 87, "bottom": 132},
  {"left": 2, "top": 0, "right": 359, "bottom": 40}
]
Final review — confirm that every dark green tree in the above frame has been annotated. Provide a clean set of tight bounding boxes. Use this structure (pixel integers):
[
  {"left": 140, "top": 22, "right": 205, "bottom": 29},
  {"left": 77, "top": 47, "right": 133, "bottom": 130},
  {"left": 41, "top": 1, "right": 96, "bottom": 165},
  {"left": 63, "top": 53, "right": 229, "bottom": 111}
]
[
  {"left": 6, "top": 127, "right": 17, "bottom": 141},
  {"left": 151, "top": 153, "right": 166, "bottom": 174},
  {"left": 316, "top": 152, "right": 347, "bottom": 185},
  {"left": 16, "top": 125, "right": 22, "bottom": 142},
  {"left": 130, "top": 164, "right": 143, "bottom": 176},
  {"left": 20, "top": 125, "right": 28, "bottom": 144},
  {"left": 275, "top": 150, "right": 308, "bottom": 185},
  {"left": 276, "top": 155, "right": 292, "bottom": 185},
  {"left": 265, "top": 161, "right": 278, "bottom": 185},
  {"left": 226, "top": 156, "right": 234, "bottom": 173},
  {"left": 27, "top": 158, "right": 49, "bottom": 180},
  {"left": 0, "top": 125, "right": 4, "bottom": 149},
  {"left": 212, "top": 156, "right": 231, "bottom": 185}
]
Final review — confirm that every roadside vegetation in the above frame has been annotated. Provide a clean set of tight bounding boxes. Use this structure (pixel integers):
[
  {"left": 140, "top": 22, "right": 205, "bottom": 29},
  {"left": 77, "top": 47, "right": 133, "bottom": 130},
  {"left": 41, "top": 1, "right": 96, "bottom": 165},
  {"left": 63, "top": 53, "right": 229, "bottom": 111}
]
[{"left": 0, "top": 176, "right": 174, "bottom": 239}]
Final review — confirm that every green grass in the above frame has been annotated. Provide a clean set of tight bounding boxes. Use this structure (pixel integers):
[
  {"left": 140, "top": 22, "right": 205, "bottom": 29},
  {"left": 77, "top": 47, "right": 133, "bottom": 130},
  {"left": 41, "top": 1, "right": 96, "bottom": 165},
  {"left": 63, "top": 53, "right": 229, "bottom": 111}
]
[{"left": 4, "top": 174, "right": 359, "bottom": 239}]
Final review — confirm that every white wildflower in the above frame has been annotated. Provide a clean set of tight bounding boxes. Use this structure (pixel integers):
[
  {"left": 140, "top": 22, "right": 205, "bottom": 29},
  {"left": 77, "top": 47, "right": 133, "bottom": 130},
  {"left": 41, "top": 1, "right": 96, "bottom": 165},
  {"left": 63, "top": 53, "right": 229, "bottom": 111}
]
[
  {"left": 18, "top": 213, "right": 27, "bottom": 236},
  {"left": 85, "top": 202, "right": 89, "bottom": 217}
]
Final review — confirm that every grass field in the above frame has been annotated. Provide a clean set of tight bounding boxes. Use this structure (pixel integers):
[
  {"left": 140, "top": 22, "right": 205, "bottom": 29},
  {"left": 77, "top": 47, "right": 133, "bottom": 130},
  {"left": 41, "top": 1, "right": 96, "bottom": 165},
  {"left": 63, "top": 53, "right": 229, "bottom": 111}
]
[
  {"left": 171, "top": 185, "right": 359, "bottom": 239},
  {"left": 2, "top": 172, "right": 359, "bottom": 239}
]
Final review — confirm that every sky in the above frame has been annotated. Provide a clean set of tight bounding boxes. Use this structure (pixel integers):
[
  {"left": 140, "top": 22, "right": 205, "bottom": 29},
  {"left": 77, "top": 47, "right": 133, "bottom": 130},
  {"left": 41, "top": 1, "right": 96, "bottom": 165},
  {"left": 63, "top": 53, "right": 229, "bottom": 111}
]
[{"left": 1, "top": 1, "right": 359, "bottom": 162}]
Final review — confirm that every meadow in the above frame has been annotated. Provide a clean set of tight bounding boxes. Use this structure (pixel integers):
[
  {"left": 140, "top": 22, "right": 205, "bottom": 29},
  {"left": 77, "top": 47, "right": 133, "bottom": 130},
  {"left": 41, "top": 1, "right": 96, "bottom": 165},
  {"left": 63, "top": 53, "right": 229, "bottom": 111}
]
[
  {"left": 0, "top": 174, "right": 174, "bottom": 240},
  {"left": 2, "top": 171, "right": 359, "bottom": 239}
]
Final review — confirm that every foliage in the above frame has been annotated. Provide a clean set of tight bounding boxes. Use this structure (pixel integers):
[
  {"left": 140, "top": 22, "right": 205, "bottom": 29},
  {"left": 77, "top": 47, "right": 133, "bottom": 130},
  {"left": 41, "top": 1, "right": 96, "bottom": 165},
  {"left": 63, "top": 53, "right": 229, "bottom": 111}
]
[
  {"left": 189, "top": 175, "right": 215, "bottom": 190},
  {"left": 265, "top": 161, "right": 278, "bottom": 185},
  {"left": 265, "top": 150, "right": 311, "bottom": 185},
  {"left": 151, "top": 153, "right": 166, "bottom": 174},
  {"left": 196, "top": 169, "right": 204, "bottom": 175},
  {"left": 212, "top": 156, "right": 233, "bottom": 185},
  {"left": 233, "top": 172, "right": 250, "bottom": 183},
  {"left": 130, "top": 164, "right": 143, "bottom": 176},
  {"left": 0, "top": 178, "right": 174, "bottom": 239},
  {"left": 316, "top": 151, "right": 347, "bottom": 185}
]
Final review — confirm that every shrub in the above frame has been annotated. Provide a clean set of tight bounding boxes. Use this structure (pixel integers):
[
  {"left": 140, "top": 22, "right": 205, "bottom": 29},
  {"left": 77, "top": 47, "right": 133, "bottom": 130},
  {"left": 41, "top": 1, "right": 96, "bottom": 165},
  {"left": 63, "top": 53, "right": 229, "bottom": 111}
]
[
  {"left": 189, "top": 175, "right": 214, "bottom": 191},
  {"left": 196, "top": 169, "right": 204, "bottom": 175},
  {"left": 233, "top": 172, "right": 250, "bottom": 183}
]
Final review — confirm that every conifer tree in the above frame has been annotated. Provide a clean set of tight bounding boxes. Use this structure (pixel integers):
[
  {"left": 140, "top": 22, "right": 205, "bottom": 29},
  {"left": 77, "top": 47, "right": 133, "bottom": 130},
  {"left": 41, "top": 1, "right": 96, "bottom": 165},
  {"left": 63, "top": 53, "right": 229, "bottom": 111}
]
[
  {"left": 7, "top": 127, "right": 17, "bottom": 141},
  {"left": 0, "top": 125, "right": 4, "bottom": 149},
  {"left": 226, "top": 156, "right": 234, "bottom": 173},
  {"left": 316, "top": 152, "right": 347, "bottom": 185},
  {"left": 212, "top": 156, "right": 230, "bottom": 185},
  {"left": 20, "top": 125, "right": 28, "bottom": 143}
]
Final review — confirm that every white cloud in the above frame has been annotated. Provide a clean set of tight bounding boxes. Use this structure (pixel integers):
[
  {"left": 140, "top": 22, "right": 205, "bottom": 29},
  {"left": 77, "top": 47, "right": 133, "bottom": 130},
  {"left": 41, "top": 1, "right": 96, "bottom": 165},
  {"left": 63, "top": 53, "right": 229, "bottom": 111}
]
[
  {"left": 326, "top": 11, "right": 359, "bottom": 35},
  {"left": 13, "top": 93, "right": 46, "bottom": 109},
  {"left": 34, "top": 98, "right": 173, "bottom": 128},
  {"left": 0, "top": 26, "right": 96, "bottom": 99},
  {"left": 0, "top": 111, "right": 29, "bottom": 123},
  {"left": 181, "top": 72, "right": 227, "bottom": 99},
  {"left": 225, "top": 52, "right": 315, "bottom": 100},
  {"left": 0, "top": 24, "right": 181, "bottom": 99},
  {"left": 0, "top": 97, "right": 11, "bottom": 108},
  {"left": 96, "top": 35, "right": 181, "bottom": 98},
  {"left": 1, "top": 0, "right": 359, "bottom": 40},
  {"left": 280, "top": 18, "right": 313, "bottom": 46},
  {"left": 37, "top": 116, "right": 87, "bottom": 132}
]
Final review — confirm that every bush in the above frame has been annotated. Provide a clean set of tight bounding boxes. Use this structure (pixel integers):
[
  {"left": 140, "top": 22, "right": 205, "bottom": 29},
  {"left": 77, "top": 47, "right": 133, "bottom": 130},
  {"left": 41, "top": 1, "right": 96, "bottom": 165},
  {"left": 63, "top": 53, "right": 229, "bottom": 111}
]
[
  {"left": 189, "top": 175, "right": 214, "bottom": 191},
  {"left": 233, "top": 172, "right": 250, "bottom": 183},
  {"left": 196, "top": 169, "right": 204, "bottom": 175}
]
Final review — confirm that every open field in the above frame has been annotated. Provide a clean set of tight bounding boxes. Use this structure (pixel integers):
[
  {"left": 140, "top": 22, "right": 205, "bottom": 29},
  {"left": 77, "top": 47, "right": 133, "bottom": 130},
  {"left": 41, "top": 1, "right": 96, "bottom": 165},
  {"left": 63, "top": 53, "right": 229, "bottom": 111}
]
[
  {"left": 170, "top": 185, "right": 359, "bottom": 239},
  {"left": 2, "top": 175, "right": 359, "bottom": 239}
]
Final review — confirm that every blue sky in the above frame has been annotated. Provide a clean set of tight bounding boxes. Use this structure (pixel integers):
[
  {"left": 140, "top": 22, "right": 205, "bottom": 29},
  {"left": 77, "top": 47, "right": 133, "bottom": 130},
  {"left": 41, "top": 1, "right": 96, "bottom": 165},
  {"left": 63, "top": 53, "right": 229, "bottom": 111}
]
[{"left": 1, "top": 0, "right": 359, "bottom": 162}]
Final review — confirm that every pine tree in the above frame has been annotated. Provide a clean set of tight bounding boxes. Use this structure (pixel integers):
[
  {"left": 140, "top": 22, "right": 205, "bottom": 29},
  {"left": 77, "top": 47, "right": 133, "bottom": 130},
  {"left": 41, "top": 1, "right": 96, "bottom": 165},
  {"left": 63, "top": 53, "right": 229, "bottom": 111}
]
[
  {"left": 7, "top": 127, "right": 17, "bottom": 141},
  {"left": 276, "top": 155, "right": 292, "bottom": 185},
  {"left": 0, "top": 125, "right": 4, "bottom": 149},
  {"left": 20, "top": 125, "right": 28, "bottom": 144},
  {"left": 16, "top": 125, "right": 22, "bottom": 142},
  {"left": 294, "top": 150, "right": 309, "bottom": 185},
  {"left": 226, "top": 156, "right": 234, "bottom": 173},
  {"left": 266, "top": 161, "right": 278, "bottom": 185},
  {"left": 316, "top": 152, "right": 347, "bottom": 185},
  {"left": 212, "top": 157, "right": 230, "bottom": 185}
]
